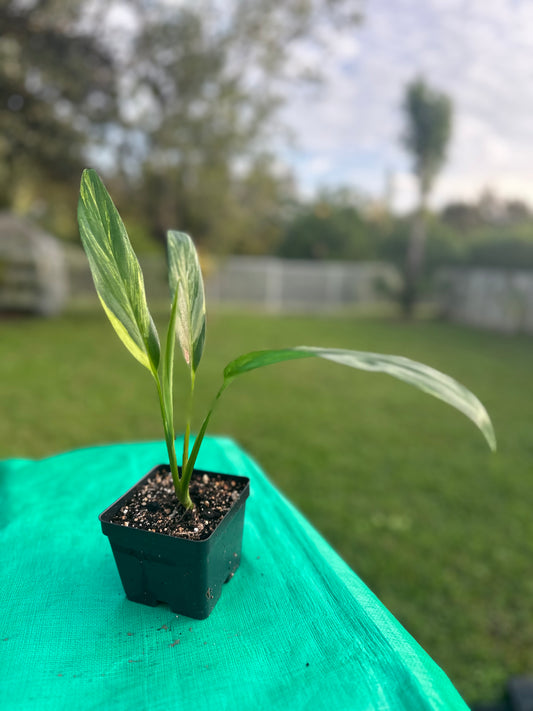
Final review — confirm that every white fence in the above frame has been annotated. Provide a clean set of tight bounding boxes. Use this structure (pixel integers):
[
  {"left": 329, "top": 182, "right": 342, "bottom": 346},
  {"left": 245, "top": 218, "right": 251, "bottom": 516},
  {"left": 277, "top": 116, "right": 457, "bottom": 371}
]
[
  {"left": 437, "top": 268, "right": 533, "bottom": 334},
  {"left": 67, "top": 251, "right": 401, "bottom": 312},
  {"left": 57, "top": 251, "right": 533, "bottom": 333},
  {"left": 205, "top": 257, "right": 400, "bottom": 312}
]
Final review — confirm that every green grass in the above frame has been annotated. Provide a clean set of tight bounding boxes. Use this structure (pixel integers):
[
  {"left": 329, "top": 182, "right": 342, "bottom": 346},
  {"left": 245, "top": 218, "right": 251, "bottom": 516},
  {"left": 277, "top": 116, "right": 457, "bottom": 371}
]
[{"left": 1, "top": 308, "right": 532, "bottom": 704}]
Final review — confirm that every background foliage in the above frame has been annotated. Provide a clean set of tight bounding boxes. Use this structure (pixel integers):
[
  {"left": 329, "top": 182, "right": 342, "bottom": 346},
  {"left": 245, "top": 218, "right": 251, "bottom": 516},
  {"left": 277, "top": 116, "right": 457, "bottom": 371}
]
[
  {"left": 2, "top": 0, "right": 532, "bottom": 275},
  {"left": 0, "top": 0, "right": 358, "bottom": 252}
]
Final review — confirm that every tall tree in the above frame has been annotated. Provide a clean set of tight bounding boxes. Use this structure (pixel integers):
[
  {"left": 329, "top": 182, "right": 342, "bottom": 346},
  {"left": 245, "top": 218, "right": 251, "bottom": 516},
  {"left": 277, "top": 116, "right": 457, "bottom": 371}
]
[
  {"left": 0, "top": 0, "right": 117, "bottom": 233},
  {"left": 401, "top": 77, "right": 452, "bottom": 315}
]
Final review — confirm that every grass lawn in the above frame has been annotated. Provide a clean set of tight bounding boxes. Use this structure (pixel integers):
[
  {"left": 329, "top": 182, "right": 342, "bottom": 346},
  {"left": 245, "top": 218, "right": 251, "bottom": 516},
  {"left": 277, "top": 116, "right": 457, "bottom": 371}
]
[{"left": 1, "top": 307, "right": 532, "bottom": 704}]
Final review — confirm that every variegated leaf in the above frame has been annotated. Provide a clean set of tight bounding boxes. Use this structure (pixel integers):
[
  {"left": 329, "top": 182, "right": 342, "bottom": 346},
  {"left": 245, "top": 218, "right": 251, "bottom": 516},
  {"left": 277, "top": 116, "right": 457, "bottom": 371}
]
[
  {"left": 167, "top": 230, "right": 206, "bottom": 373},
  {"left": 223, "top": 346, "right": 496, "bottom": 450},
  {"left": 77, "top": 170, "right": 160, "bottom": 371}
]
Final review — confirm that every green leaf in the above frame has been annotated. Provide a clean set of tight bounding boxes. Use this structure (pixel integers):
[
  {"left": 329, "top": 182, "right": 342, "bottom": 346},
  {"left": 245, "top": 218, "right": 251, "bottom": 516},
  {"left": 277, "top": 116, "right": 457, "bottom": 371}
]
[
  {"left": 77, "top": 169, "right": 160, "bottom": 372},
  {"left": 224, "top": 346, "right": 496, "bottom": 451},
  {"left": 181, "top": 379, "right": 230, "bottom": 492},
  {"left": 167, "top": 230, "right": 206, "bottom": 373}
]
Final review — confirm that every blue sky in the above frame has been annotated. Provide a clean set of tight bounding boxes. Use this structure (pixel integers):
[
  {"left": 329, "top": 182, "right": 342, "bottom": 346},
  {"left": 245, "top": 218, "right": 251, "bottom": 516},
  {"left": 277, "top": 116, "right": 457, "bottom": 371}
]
[{"left": 278, "top": 0, "right": 533, "bottom": 212}]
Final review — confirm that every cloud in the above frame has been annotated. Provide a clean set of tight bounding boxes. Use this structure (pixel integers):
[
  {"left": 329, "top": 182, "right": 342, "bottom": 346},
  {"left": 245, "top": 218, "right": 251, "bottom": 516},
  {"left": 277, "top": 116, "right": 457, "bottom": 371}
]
[{"left": 279, "top": 0, "right": 533, "bottom": 211}]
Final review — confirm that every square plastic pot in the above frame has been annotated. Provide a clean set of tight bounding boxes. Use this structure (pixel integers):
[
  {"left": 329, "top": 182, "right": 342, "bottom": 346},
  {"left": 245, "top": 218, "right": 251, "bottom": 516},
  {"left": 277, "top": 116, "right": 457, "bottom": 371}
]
[{"left": 99, "top": 465, "right": 250, "bottom": 619}]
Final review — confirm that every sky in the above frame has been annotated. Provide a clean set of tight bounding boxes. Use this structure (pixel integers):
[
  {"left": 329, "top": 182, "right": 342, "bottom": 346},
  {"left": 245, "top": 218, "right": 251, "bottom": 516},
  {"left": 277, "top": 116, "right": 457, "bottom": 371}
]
[{"left": 278, "top": 0, "right": 533, "bottom": 213}]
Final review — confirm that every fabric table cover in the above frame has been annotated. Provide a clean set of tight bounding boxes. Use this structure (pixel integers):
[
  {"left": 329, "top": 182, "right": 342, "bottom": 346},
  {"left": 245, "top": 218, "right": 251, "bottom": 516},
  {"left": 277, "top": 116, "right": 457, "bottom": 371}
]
[{"left": 1, "top": 437, "right": 467, "bottom": 710}]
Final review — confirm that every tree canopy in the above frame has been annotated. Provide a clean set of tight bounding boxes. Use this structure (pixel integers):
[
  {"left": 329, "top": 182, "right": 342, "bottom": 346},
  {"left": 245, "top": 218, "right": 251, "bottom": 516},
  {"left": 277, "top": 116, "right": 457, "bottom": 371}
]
[
  {"left": 0, "top": 0, "right": 361, "bottom": 251},
  {"left": 0, "top": 0, "right": 117, "bottom": 208},
  {"left": 400, "top": 77, "right": 453, "bottom": 315},
  {"left": 402, "top": 77, "right": 452, "bottom": 201}
]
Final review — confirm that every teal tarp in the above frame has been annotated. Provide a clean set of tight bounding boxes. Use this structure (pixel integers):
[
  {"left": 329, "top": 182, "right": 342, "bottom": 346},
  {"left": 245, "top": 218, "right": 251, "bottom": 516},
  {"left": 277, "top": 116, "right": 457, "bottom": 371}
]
[{"left": 1, "top": 438, "right": 467, "bottom": 710}]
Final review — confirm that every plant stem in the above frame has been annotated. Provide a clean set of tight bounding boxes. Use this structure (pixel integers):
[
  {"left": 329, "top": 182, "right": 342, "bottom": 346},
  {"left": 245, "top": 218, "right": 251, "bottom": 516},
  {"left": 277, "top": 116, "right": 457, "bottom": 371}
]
[
  {"left": 182, "top": 369, "right": 195, "bottom": 482},
  {"left": 180, "top": 379, "right": 231, "bottom": 495},
  {"left": 153, "top": 369, "right": 193, "bottom": 509}
]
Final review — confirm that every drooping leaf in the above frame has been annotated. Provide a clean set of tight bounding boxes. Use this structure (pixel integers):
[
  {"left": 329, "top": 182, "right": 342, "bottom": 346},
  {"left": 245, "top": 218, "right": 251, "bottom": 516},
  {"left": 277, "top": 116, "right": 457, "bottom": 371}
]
[
  {"left": 167, "top": 230, "right": 206, "bottom": 373},
  {"left": 77, "top": 169, "right": 160, "bottom": 372},
  {"left": 224, "top": 347, "right": 496, "bottom": 451}
]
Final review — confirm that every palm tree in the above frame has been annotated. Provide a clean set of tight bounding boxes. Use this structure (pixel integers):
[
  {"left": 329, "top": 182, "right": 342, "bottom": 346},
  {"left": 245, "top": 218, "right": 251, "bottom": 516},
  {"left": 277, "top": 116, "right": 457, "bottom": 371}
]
[{"left": 402, "top": 78, "right": 452, "bottom": 316}]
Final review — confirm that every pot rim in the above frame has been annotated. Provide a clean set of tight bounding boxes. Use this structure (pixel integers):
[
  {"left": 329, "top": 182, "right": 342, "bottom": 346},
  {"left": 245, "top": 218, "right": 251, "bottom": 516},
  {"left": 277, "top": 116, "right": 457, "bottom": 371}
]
[{"left": 99, "top": 464, "right": 250, "bottom": 544}]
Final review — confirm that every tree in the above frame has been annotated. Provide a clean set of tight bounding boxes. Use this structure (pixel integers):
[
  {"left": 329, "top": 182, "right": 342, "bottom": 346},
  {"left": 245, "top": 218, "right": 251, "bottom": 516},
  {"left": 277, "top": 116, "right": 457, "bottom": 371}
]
[
  {"left": 441, "top": 201, "right": 483, "bottom": 232},
  {"left": 278, "top": 189, "right": 375, "bottom": 260},
  {"left": 0, "top": 0, "right": 360, "bottom": 250},
  {"left": 0, "top": 0, "right": 118, "bottom": 235},
  {"left": 116, "top": 0, "right": 360, "bottom": 252},
  {"left": 401, "top": 77, "right": 452, "bottom": 315}
]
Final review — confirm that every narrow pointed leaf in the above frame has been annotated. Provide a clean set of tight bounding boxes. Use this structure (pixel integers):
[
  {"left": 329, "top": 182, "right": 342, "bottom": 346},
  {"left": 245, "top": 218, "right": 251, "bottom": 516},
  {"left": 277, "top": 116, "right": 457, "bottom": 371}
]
[
  {"left": 77, "top": 169, "right": 160, "bottom": 371},
  {"left": 181, "top": 380, "right": 230, "bottom": 492},
  {"left": 224, "top": 347, "right": 496, "bottom": 451},
  {"left": 167, "top": 231, "right": 206, "bottom": 373}
]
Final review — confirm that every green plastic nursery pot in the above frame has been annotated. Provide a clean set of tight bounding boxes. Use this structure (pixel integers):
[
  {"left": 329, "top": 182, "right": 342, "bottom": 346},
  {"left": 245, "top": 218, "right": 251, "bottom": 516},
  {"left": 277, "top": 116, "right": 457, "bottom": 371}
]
[{"left": 99, "top": 465, "right": 250, "bottom": 620}]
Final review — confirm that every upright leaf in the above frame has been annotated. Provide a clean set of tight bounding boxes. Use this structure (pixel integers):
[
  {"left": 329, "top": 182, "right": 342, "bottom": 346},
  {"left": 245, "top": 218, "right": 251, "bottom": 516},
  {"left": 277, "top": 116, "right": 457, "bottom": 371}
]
[
  {"left": 167, "top": 231, "right": 206, "bottom": 373},
  {"left": 223, "top": 347, "right": 496, "bottom": 451},
  {"left": 77, "top": 169, "right": 160, "bottom": 372}
]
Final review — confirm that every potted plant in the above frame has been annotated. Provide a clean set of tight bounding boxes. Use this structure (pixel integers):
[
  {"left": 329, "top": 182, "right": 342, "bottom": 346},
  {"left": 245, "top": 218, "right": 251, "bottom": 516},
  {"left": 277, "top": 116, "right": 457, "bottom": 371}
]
[{"left": 78, "top": 169, "right": 496, "bottom": 620}]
